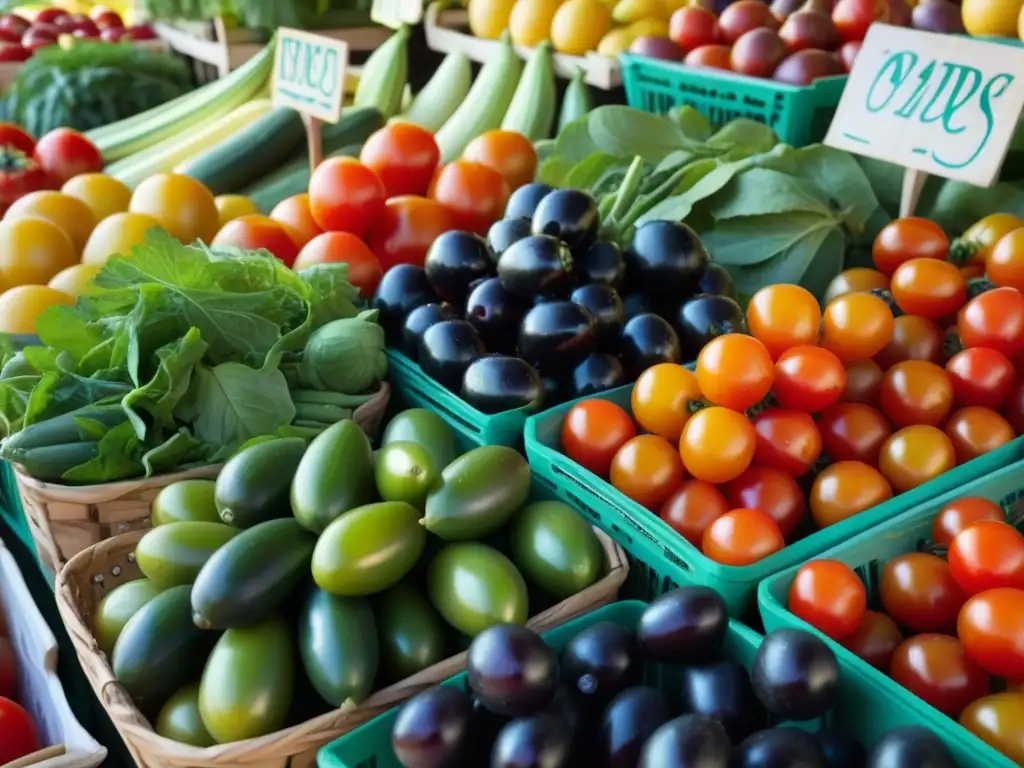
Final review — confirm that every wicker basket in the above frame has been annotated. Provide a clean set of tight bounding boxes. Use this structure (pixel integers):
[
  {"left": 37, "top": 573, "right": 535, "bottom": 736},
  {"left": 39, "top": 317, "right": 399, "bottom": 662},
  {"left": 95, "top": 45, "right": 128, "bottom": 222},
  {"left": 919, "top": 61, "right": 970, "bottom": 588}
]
[
  {"left": 14, "top": 383, "right": 391, "bottom": 575},
  {"left": 56, "top": 523, "right": 627, "bottom": 768}
]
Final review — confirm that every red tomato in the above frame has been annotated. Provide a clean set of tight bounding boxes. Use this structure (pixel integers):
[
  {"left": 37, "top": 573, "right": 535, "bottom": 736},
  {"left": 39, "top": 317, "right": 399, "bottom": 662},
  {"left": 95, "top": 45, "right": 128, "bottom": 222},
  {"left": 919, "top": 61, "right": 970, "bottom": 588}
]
[
  {"left": 294, "top": 232, "right": 383, "bottom": 296},
  {"left": 684, "top": 44, "right": 732, "bottom": 69},
  {"left": 840, "top": 610, "right": 903, "bottom": 672},
  {"left": 669, "top": 6, "right": 721, "bottom": 51},
  {"left": 789, "top": 559, "right": 866, "bottom": 640},
  {"left": 839, "top": 40, "right": 861, "bottom": 71},
  {"left": 880, "top": 360, "right": 954, "bottom": 428},
  {"left": 984, "top": 227, "right": 1024, "bottom": 293},
  {"left": 429, "top": 160, "right": 510, "bottom": 235},
  {"left": 945, "top": 347, "right": 1016, "bottom": 409},
  {"left": 842, "top": 359, "right": 884, "bottom": 406},
  {"left": 269, "top": 193, "right": 321, "bottom": 247},
  {"left": 702, "top": 508, "right": 785, "bottom": 566},
  {"left": 718, "top": 0, "right": 780, "bottom": 44},
  {"left": 32, "top": 127, "right": 102, "bottom": 185},
  {"left": 872, "top": 217, "right": 948, "bottom": 276},
  {"left": 881, "top": 552, "right": 966, "bottom": 633},
  {"left": 726, "top": 465, "right": 805, "bottom": 540},
  {"left": 730, "top": 28, "right": 788, "bottom": 78},
  {"left": 878, "top": 425, "right": 956, "bottom": 492},
  {"left": 560, "top": 399, "right": 636, "bottom": 477},
  {"left": 890, "top": 258, "right": 967, "bottom": 320},
  {"left": 0, "top": 637, "right": 14, "bottom": 699},
  {"left": 958, "top": 287, "right": 1024, "bottom": 359},
  {"left": 696, "top": 333, "right": 774, "bottom": 411},
  {"left": 959, "top": 588, "right": 1024, "bottom": 680},
  {"left": 773, "top": 345, "right": 846, "bottom": 413},
  {"left": 659, "top": 479, "right": 729, "bottom": 546},
  {"left": 810, "top": 460, "right": 892, "bottom": 528},
  {"left": 1003, "top": 379, "right": 1024, "bottom": 433},
  {"left": 932, "top": 497, "right": 1006, "bottom": 547},
  {"left": 679, "top": 406, "right": 757, "bottom": 485},
  {"left": 366, "top": 196, "right": 458, "bottom": 271},
  {"left": 874, "top": 315, "right": 943, "bottom": 370},
  {"left": 462, "top": 130, "right": 538, "bottom": 192},
  {"left": 746, "top": 284, "right": 821, "bottom": 360},
  {"left": 832, "top": 0, "right": 890, "bottom": 42},
  {"left": 0, "top": 122, "right": 34, "bottom": 155},
  {"left": 610, "top": 434, "right": 685, "bottom": 510},
  {"left": 821, "top": 292, "right": 894, "bottom": 362},
  {"left": 752, "top": 408, "right": 822, "bottom": 478},
  {"left": 309, "top": 157, "right": 386, "bottom": 238},
  {"left": 0, "top": 148, "right": 52, "bottom": 210},
  {"left": 890, "top": 634, "right": 991, "bottom": 717},
  {"left": 0, "top": 697, "right": 40, "bottom": 765},
  {"left": 818, "top": 402, "right": 891, "bottom": 465},
  {"left": 359, "top": 121, "right": 440, "bottom": 198},
  {"left": 211, "top": 215, "right": 299, "bottom": 268},
  {"left": 948, "top": 521, "right": 1024, "bottom": 594},
  {"left": 944, "top": 407, "right": 1015, "bottom": 464}
]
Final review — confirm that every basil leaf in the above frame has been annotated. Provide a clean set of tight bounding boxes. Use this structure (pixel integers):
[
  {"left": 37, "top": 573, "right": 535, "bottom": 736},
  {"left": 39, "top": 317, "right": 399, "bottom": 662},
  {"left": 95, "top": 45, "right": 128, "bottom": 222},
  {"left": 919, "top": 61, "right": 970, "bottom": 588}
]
[
  {"left": 709, "top": 168, "right": 833, "bottom": 220},
  {"left": 701, "top": 213, "right": 838, "bottom": 267}
]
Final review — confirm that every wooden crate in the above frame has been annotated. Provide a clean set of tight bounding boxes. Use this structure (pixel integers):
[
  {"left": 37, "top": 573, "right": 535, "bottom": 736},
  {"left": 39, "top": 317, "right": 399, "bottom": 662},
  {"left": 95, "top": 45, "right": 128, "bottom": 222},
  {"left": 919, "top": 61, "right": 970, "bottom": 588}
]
[
  {"left": 0, "top": 39, "right": 169, "bottom": 90},
  {"left": 423, "top": 2, "right": 621, "bottom": 89}
]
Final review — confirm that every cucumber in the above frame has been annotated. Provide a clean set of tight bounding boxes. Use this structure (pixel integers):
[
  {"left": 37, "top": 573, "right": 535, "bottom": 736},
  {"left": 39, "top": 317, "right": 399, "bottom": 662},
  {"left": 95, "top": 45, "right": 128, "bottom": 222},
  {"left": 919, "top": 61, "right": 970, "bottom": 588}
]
[
  {"left": 176, "top": 107, "right": 307, "bottom": 196},
  {"left": 214, "top": 437, "right": 306, "bottom": 529},
  {"left": 501, "top": 41, "right": 557, "bottom": 141},
  {"left": 7, "top": 442, "right": 100, "bottom": 483},
  {"left": 558, "top": 69, "right": 594, "bottom": 134},
  {"left": 1, "top": 404, "right": 129, "bottom": 455}
]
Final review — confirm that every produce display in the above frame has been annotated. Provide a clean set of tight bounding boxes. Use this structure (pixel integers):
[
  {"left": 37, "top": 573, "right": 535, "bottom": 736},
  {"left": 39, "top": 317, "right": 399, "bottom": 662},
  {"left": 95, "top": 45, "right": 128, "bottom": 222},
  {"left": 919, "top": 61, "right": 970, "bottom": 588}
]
[
  {"left": 135, "top": 0, "right": 375, "bottom": 30},
  {"left": 90, "top": 409, "right": 607, "bottom": 745},
  {"left": 382, "top": 589, "right": 958, "bottom": 767},
  {"left": 788, "top": 496, "right": 1024, "bottom": 765},
  {"left": 0, "top": 5, "right": 155, "bottom": 64}
]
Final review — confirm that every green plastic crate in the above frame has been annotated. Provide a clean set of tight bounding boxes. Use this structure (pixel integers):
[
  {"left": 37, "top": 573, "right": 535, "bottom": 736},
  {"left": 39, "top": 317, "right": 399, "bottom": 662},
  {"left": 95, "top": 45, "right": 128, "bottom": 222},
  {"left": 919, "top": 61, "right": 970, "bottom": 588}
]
[
  {"left": 386, "top": 349, "right": 536, "bottom": 449},
  {"left": 523, "top": 383, "right": 1024, "bottom": 618},
  {"left": 758, "top": 457, "right": 1024, "bottom": 768},
  {"left": 619, "top": 52, "right": 847, "bottom": 147},
  {"left": 317, "top": 599, "right": 961, "bottom": 768}
]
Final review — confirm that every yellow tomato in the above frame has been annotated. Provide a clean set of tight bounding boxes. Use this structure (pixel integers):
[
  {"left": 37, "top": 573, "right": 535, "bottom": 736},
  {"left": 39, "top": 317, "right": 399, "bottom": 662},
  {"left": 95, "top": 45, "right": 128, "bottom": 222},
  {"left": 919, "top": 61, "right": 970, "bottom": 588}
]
[
  {"left": 468, "top": 0, "right": 517, "bottom": 39},
  {"left": 957, "top": 213, "right": 1024, "bottom": 265},
  {"left": 215, "top": 195, "right": 260, "bottom": 230},
  {"left": 612, "top": 0, "right": 667, "bottom": 24},
  {"left": 48, "top": 264, "right": 101, "bottom": 297},
  {"left": 61, "top": 174, "right": 132, "bottom": 222},
  {"left": 82, "top": 212, "right": 162, "bottom": 267},
  {"left": 5, "top": 191, "right": 97, "bottom": 254},
  {"left": 129, "top": 174, "right": 219, "bottom": 244},
  {"left": 962, "top": 0, "right": 1022, "bottom": 36},
  {"left": 552, "top": 0, "right": 612, "bottom": 54},
  {"left": 597, "top": 27, "right": 637, "bottom": 56},
  {"left": 509, "top": 0, "right": 562, "bottom": 47},
  {"left": 626, "top": 17, "right": 669, "bottom": 36},
  {"left": 0, "top": 285, "right": 75, "bottom": 335},
  {"left": 0, "top": 217, "right": 78, "bottom": 287}
]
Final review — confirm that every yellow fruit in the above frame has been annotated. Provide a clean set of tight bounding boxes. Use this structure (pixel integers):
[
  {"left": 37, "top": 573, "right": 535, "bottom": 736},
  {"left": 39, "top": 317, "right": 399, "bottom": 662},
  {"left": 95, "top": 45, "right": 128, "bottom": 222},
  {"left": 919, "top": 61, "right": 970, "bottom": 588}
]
[
  {"left": 469, "top": 0, "right": 517, "bottom": 39},
  {"left": 663, "top": 0, "right": 688, "bottom": 12},
  {"left": 82, "top": 212, "right": 162, "bottom": 267},
  {"left": 626, "top": 17, "right": 670, "bottom": 36},
  {"left": 612, "top": 0, "right": 667, "bottom": 24},
  {"left": 0, "top": 217, "right": 78, "bottom": 288},
  {"left": 129, "top": 174, "right": 219, "bottom": 244},
  {"left": 597, "top": 27, "right": 638, "bottom": 56},
  {"left": 215, "top": 195, "right": 260, "bottom": 230},
  {"left": 509, "top": 0, "right": 562, "bottom": 47},
  {"left": 61, "top": 174, "right": 132, "bottom": 222},
  {"left": 962, "top": 0, "right": 1022, "bottom": 36},
  {"left": 1020, "top": 2, "right": 1024, "bottom": 38},
  {"left": 48, "top": 264, "right": 101, "bottom": 297},
  {"left": 551, "top": 0, "right": 612, "bottom": 54},
  {"left": 5, "top": 191, "right": 97, "bottom": 254},
  {"left": 0, "top": 286, "right": 76, "bottom": 335}
]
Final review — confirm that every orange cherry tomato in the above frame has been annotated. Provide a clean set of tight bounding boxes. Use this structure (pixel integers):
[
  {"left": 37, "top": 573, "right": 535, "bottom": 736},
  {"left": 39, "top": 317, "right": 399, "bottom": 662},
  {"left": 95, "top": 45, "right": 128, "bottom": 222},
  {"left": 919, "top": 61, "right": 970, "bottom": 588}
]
[
  {"left": 842, "top": 359, "right": 884, "bottom": 406},
  {"left": 366, "top": 195, "right": 459, "bottom": 272},
  {"left": 684, "top": 44, "right": 733, "bottom": 69},
  {"left": 788, "top": 559, "right": 867, "bottom": 640},
  {"left": 948, "top": 521, "right": 1024, "bottom": 594},
  {"left": 874, "top": 314, "right": 944, "bottom": 370},
  {"left": 881, "top": 552, "right": 966, "bottom": 633},
  {"left": 631, "top": 363, "right": 702, "bottom": 442},
  {"left": 931, "top": 497, "right": 1005, "bottom": 547},
  {"left": 659, "top": 479, "right": 729, "bottom": 546},
  {"left": 269, "top": 193, "right": 321, "bottom": 247},
  {"left": 840, "top": 610, "right": 903, "bottom": 673},
  {"left": 821, "top": 292, "right": 894, "bottom": 362},
  {"left": 772, "top": 345, "right": 846, "bottom": 413},
  {"left": 880, "top": 360, "right": 954, "bottom": 428},
  {"left": 294, "top": 231, "right": 383, "bottom": 297},
  {"left": 810, "top": 460, "right": 892, "bottom": 528},
  {"left": 944, "top": 407, "right": 1015, "bottom": 464},
  {"left": 679, "top": 406, "right": 756, "bottom": 484},
  {"left": 959, "top": 588, "right": 1024, "bottom": 680},
  {"left": 429, "top": 160, "right": 510, "bottom": 235},
  {"left": 696, "top": 333, "right": 774, "bottom": 411},
  {"left": 817, "top": 402, "right": 891, "bottom": 465},
  {"left": 873, "top": 216, "right": 949, "bottom": 276},
  {"left": 823, "top": 267, "right": 889, "bottom": 304},
  {"left": 985, "top": 227, "right": 1024, "bottom": 293},
  {"left": 890, "top": 258, "right": 967, "bottom": 320},
  {"left": 701, "top": 508, "right": 784, "bottom": 566},
  {"left": 958, "top": 287, "right": 1024, "bottom": 359},
  {"left": 561, "top": 399, "right": 636, "bottom": 477},
  {"left": 211, "top": 214, "right": 299, "bottom": 267},
  {"left": 878, "top": 425, "right": 956, "bottom": 492},
  {"left": 890, "top": 634, "right": 991, "bottom": 718},
  {"left": 959, "top": 693, "right": 1024, "bottom": 765},
  {"left": 746, "top": 283, "right": 821, "bottom": 360},
  {"left": 462, "top": 130, "right": 539, "bottom": 191},
  {"left": 610, "top": 434, "right": 685, "bottom": 510}
]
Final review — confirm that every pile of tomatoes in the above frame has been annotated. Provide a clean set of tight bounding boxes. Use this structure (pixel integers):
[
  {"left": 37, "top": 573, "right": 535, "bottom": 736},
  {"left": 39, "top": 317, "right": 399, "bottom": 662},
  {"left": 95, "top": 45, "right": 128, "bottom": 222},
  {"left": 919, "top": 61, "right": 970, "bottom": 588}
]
[
  {"left": 559, "top": 213, "right": 1024, "bottom": 569},
  {"left": 216, "top": 124, "right": 536, "bottom": 299},
  {"left": 789, "top": 495, "right": 1024, "bottom": 765},
  {"left": 0, "top": 614, "right": 41, "bottom": 764}
]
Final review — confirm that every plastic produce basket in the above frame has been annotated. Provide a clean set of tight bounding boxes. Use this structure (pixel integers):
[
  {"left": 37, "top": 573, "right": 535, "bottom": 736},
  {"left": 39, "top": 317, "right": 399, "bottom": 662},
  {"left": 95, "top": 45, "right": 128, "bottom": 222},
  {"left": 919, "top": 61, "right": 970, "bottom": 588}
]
[
  {"left": 619, "top": 52, "right": 847, "bottom": 147},
  {"left": 524, "top": 383, "right": 1024, "bottom": 617},
  {"left": 386, "top": 350, "right": 536, "bottom": 449},
  {"left": 318, "top": 599, "right": 947, "bottom": 768},
  {"left": 758, "top": 457, "right": 1024, "bottom": 768}
]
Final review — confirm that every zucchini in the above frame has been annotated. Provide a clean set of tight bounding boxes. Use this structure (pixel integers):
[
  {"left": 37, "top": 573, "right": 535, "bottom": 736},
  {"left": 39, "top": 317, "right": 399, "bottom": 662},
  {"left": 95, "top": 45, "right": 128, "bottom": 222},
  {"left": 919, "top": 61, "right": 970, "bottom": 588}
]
[
  {"left": 244, "top": 143, "right": 363, "bottom": 213},
  {"left": 1, "top": 404, "right": 129, "bottom": 455},
  {"left": 176, "top": 107, "right": 308, "bottom": 196},
  {"left": 8, "top": 442, "right": 100, "bottom": 482}
]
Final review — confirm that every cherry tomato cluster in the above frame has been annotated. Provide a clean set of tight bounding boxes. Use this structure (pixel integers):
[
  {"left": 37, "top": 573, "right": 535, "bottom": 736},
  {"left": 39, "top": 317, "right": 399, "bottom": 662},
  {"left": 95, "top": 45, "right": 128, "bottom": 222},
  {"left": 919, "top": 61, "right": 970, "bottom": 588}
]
[
  {"left": 789, "top": 495, "right": 1024, "bottom": 765},
  {"left": 0, "top": 616, "right": 42, "bottom": 764}
]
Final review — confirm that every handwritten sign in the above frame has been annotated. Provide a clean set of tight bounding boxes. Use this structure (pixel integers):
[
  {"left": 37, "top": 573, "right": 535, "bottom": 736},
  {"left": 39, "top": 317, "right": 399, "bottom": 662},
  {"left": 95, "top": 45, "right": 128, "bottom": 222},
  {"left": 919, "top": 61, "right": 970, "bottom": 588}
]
[
  {"left": 371, "top": 0, "right": 423, "bottom": 30},
  {"left": 825, "top": 25, "right": 1024, "bottom": 189},
  {"left": 273, "top": 28, "right": 349, "bottom": 124}
]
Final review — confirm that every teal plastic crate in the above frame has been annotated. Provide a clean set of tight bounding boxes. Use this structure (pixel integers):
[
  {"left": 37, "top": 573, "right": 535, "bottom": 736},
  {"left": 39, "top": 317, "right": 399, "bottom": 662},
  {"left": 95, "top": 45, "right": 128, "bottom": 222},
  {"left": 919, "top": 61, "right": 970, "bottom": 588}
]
[
  {"left": 386, "top": 349, "right": 535, "bottom": 449},
  {"left": 758, "top": 457, "right": 1024, "bottom": 768},
  {"left": 317, "top": 599, "right": 958, "bottom": 768},
  {"left": 524, "top": 383, "right": 1024, "bottom": 618},
  {"left": 619, "top": 52, "right": 847, "bottom": 147}
]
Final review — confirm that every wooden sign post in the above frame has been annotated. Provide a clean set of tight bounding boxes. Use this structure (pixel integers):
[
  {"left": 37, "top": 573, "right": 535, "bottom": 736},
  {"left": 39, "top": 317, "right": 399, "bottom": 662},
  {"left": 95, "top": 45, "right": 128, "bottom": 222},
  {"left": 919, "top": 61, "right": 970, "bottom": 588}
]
[
  {"left": 272, "top": 29, "right": 349, "bottom": 170},
  {"left": 371, "top": 0, "right": 424, "bottom": 29},
  {"left": 824, "top": 26, "right": 1024, "bottom": 217}
]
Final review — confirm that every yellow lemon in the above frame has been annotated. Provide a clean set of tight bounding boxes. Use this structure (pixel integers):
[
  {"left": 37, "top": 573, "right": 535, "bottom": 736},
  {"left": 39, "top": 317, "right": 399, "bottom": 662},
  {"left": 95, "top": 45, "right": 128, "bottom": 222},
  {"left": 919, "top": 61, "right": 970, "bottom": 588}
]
[
  {"left": 469, "top": 0, "right": 517, "bottom": 39},
  {"left": 626, "top": 17, "right": 669, "bottom": 36},
  {"left": 61, "top": 174, "right": 132, "bottom": 223},
  {"left": 551, "top": 0, "right": 612, "bottom": 54},
  {"left": 0, "top": 285, "right": 76, "bottom": 335},
  {"left": 6, "top": 191, "right": 97, "bottom": 254},
  {"left": 82, "top": 212, "right": 163, "bottom": 267},
  {"left": 48, "top": 264, "right": 102, "bottom": 297},
  {"left": 597, "top": 27, "right": 638, "bottom": 56},
  {"left": 612, "top": 0, "right": 667, "bottom": 24},
  {"left": 509, "top": 0, "right": 563, "bottom": 47},
  {"left": 129, "top": 174, "right": 219, "bottom": 244},
  {"left": 215, "top": 195, "right": 260, "bottom": 230},
  {"left": 0, "top": 217, "right": 78, "bottom": 288}
]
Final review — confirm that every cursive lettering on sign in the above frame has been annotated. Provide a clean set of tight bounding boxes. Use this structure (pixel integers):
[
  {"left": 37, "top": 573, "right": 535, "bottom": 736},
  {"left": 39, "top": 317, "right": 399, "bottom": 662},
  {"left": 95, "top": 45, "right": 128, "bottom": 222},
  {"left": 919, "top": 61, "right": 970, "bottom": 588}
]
[{"left": 272, "top": 29, "right": 348, "bottom": 124}]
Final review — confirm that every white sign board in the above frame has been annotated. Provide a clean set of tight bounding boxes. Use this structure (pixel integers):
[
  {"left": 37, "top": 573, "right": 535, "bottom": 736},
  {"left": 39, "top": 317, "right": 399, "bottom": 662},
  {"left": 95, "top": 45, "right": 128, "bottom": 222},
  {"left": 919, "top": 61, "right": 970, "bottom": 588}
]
[{"left": 272, "top": 28, "right": 349, "bottom": 125}]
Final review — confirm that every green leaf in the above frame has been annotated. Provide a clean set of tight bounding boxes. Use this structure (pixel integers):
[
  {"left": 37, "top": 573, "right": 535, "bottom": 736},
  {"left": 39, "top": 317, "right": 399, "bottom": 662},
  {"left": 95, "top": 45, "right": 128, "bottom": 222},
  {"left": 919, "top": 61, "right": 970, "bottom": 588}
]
[
  {"left": 798, "top": 228, "right": 847, "bottom": 300},
  {"left": 728, "top": 223, "right": 844, "bottom": 296},
  {"left": 921, "top": 180, "right": 1024, "bottom": 235},
  {"left": 706, "top": 120, "right": 778, "bottom": 154},
  {"left": 297, "top": 263, "right": 361, "bottom": 333},
  {"left": 61, "top": 420, "right": 144, "bottom": 484},
  {"left": 709, "top": 168, "right": 833, "bottom": 220},
  {"left": 0, "top": 375, "right": 38, "bottom": 436},
  {"left": 562, "top": 152, "right": 630, "bottom": 191},
  {"left": 23, "top": 371, "right": 131, "bottom": 428},
  {"left": 775, "top": 145, "right": 882, "bottom": 233},
  {"left": 586, "top": 106, "right": 690, "bottom": 162},
  {"left": 142, "top": 430, "right": 204, "bottom": 477},
  {"left": 668, "top": 106, "right": 713, "bottom": 142},
  {"left": 700, "top": 213, "right": 839, "bottom": 267}
]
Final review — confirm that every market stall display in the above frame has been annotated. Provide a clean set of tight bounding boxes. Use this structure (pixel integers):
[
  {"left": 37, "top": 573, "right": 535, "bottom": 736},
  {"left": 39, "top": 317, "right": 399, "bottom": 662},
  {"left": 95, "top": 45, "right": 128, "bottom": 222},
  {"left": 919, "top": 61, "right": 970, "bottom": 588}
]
[{"left": 53, "top": 410, "right": 626, "bottom": 766}]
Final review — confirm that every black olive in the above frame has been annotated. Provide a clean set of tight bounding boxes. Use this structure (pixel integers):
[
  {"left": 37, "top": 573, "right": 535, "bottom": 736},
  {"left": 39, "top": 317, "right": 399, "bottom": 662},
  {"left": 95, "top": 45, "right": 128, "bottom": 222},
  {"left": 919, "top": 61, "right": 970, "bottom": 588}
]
[
  {"left": 498, "top": 235, "right": 576, "bottom": 299},
  {"left": 625, "top": 220, "right": 710, "bottom": 299},
  {"left": 638, "top": 587, "right": 728, "bottom": 662},
  {"left": 733, "top": 728, "right": 827, "bottom": 768},
  {"left": 560, "top": 621, "right": 640, "bottom": 708},
  {"left": 424, "top": 230, "right": 494, "bottom": 304},
  {"left": 679, "top": 661, "right": 766, "bottom": 742},
  {"left": 866, "top": 727, "right": 956, "bottom": 768},
  {"left": 465, "top": 277, "right": 529, "bottom": 353},
  {"left": 402, "top": 303, "right": 456, "bottom": 361},
  {"left": 417, "top": 320, "right": 486, "bottom": 391},
  {"left": 372, "top": 264, "right": 438, "bottom": 345},
  {"left": 518, "top": 301, "right": 598, "bottom": 371},
  {"left": 570, "top": 284, "right": 625, "bottom": 346},
  {"left": 567, "top": 353, "right": 628, "bottom": 399},
  {"left": 622, "top": 293, "right": 654, "bottom": 321},
  {"left": 488, "top": 218, "right": 533, "bottom": 262},
  {"left": 640, "top": 716, "right": 731, "bottom": 768},
  {"left": 617, "top": 313, "right": 682, "bottom": 378},
  {"left": 576, "top": 240, "right": 626, "bottom": 289},
  {"left": 673, "top": 294, "right": 747, "bottom": 360},
  {"left": 506, "top": 183, "right": 555, "bottom": 220},
  {"left": 698, "top": 262, "right": 736, "bottom": 299},
  {"left": 468, "top": 624, "right": 558, "bottom": 717},
  {"left": 391, "top": 686, "right": 473, "bottom": 768},
  {"left": 491, "top": 715, "right": 573, "bottom": 768},
  {"left": 461, "top": 356, "right": 542, "bottom": 414},
  {"left": 599, "top": 686, "right": 672, "bottom": 768},
  {"left": 531, "top": 189, "right": 599, "bottom": 251},
  {"left": 751, "top": 629, "right": 839, "bottom": 721}
]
